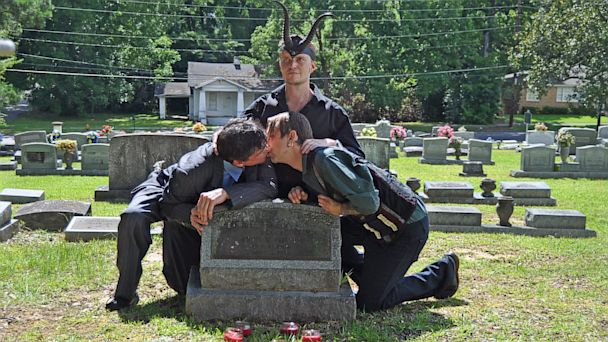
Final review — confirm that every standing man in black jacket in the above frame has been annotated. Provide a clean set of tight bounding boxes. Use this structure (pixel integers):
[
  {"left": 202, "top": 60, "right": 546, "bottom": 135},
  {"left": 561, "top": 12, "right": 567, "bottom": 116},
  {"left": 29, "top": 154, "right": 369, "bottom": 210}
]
[
  {"left": 106, "top": 119, "right": 276, "bottom": 311},
  {"left": 244, "top": 2, "right": 362, "bottom": 197}
]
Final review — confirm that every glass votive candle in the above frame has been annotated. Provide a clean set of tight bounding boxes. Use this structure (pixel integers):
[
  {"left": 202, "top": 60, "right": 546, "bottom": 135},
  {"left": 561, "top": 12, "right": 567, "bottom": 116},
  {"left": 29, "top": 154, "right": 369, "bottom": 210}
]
[
  {"left": 234, "top": 321, "right": 252, "bottom": 336},
  {"left": 223, "top": 327, "right": 243, "bottom": 342},
  {"left": 301, "top": 329, "right": 322, "bottom": 341},
  {"left": 279, "top": 321, "right": 300, "bottom": 335}
]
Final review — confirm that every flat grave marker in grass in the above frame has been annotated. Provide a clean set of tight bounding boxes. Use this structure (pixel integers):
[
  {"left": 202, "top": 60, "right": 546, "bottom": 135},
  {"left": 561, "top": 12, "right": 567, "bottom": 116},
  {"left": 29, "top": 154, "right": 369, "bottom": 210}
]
[
  {"left": 15, "top": 200, "right": 91, "bottom": 231},
  {"left": 0, "top": 188, "right": 45, "bottom": 203}
]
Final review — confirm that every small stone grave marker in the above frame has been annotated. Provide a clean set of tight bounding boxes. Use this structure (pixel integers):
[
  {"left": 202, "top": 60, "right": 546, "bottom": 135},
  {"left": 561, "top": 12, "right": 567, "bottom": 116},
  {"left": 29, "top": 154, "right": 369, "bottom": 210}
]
[
  {"left": 0, "top": 188, "right": 45, "bottom": 204},
  {"left": 64, "top": 216, "right": 120, "bottom": 241},
  {"left": 525, "top": 208, "right": 586, "bottom": 230},
  {"left": 15, "top": 200, "right": 91, "bottom": 231},
  {"left": 81, "top": 143, "right": 110, "bottom": 171}
]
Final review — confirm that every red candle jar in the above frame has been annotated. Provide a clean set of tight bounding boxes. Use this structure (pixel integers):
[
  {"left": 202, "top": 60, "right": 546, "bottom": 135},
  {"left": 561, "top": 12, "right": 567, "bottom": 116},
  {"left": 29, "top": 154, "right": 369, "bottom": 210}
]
[
  {"left": 301, "top": 329, "right": 322, "bottom": 341},
  {"left": 223, "top": 327, "right": 243, "bottom": 342},
  {"left": 279, "top": 321, "right": 300, "bottom": 335},
  {"left": 235, "top": 321, "right": 252, "bottom": 336}
]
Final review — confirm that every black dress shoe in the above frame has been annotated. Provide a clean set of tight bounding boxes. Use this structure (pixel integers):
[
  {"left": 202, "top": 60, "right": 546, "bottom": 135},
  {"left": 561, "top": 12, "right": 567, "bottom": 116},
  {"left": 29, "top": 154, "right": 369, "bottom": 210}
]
[
  {"left": 105, "top": 294, "right": 139, "bottom": 311},
  {"left": 434, "top": 252, "right": 460, "bottom": 299}
]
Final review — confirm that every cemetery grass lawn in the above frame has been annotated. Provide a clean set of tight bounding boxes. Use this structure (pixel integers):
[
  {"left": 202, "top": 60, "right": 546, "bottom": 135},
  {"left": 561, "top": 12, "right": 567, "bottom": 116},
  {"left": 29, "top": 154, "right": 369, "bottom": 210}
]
[
  {"left": 513, "top": 114, "right": 601, "bottom": 127},
  {"left": 1, "top": 150, "right": 608, "bottom": 341},
  {"left": 2, "top": 113, "right": 191, "bottom": 135}
]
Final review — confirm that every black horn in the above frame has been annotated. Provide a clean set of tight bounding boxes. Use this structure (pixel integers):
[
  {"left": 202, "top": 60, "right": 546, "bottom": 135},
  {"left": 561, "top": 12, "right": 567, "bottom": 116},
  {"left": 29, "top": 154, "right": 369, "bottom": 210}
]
[
  {"left": 299, "top": 12, "right": 333, "bottom": 51},
  {"left": 274, "top": 1, "right": 292, "bottom": 50}
]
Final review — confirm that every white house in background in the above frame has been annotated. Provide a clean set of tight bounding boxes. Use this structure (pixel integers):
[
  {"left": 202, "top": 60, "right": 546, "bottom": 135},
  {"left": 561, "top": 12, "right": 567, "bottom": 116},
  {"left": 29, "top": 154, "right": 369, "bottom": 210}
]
[
  {"left": 156, "top": 57, "right": 278, "bottom": 125},
  {"left": 154, "top": 82, "right": 191, "bottom": 119}
]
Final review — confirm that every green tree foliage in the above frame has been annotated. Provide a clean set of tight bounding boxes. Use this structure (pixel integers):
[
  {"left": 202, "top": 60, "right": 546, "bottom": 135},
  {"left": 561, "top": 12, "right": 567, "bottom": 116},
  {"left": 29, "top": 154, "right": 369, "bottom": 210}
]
[
  {"left": 512, "top": 0, "right": 608, "bottom": 114},
  {"left": 0, "top": 0, "right": 52, "bottom": 112}
]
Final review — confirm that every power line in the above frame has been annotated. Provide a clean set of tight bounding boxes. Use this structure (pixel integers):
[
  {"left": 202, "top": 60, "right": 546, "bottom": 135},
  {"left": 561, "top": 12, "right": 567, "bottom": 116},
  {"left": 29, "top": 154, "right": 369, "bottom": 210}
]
[
  {"left": 22, "top": 29, "right": 252, "bottom": 42},
  {"left": 17, "top": 37, "right": 249, "bottom": 54},
  {"left": 52, "top": 5, "right": 520, "bottom": 23},
  {"left": 328, "top": 26, "right": 514, "bottom": 41},
  {"left": 107, "top": 1, "right": 526, "bottom": 14},
  {"left": 7, "top": 65, "right": 509, "bottom": 81}
]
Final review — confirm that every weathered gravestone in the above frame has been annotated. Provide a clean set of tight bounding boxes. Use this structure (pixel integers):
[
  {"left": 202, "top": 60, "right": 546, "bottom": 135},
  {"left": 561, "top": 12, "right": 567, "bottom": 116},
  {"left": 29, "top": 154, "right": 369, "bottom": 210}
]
[
  {"left": 14, "top": 200, "right": 92, "bottom": 231},
  {"left": 0, "top": 201, "right": 19, "bottom": 242},
  {"left": 95, "top": 133, "right": 208, "bottom": 202},
  {"left": 576, "top": 145, "right": 608, "bottom": 171},
  {"left": 19, "top": 142, "right": 57, "bottom": 170},
  {"left": 520, "top": 145, "right": 556, "bottom": 172},
  {"left": 427, "top": 205, "right": 482, "bottom": 228},
  {"left": 525, "top": 208, "right": 586, "bottom": 230},
  {"left": 0, "top": 161, "right": 17, "bottom": 170},
  {"left": 454, "top": 131, "right": 475, "bottom": 141},
  {"left": 598, "top": 126, "right": 608, "bottom": 140},
  {"left": 357, "top": 137, "right": 390, "bottom": 169},
  {"left": 467, "top": 139, "right": 494, "bottom": 165},
  {"left": 423, "top": 181, "right": 474, "bottom": 203},
  {"left": 374, "top": 120, "right": 392, "bottom": 139},
  {"left": 526, "top": 131, "right": 555, "bottom": 146},
  {"left": 402, "top": 137, "right": 423, "bottom": 157},
  {"left": 81, "top": 143, "right": 110, "bottom": 172},
  {"left": 186, "top": 202, "right": 355, "bottom": 322},
  {"left": 499, "top": 181, "right": 556, "bottom": 206},
  {"left": 558, "top": 127, "right": 597, "bottom": 154},
  {"left": 61, "top": 133, "right": 88, "bottom": 151},
  {"left": 420, "top": 137, "right": 448, "bottom": 164},
  {"left": 459, "top": 161, "right": 485, "bottom": 177},
  {"left": 14, "top": 131, "right": 48, "bottom": 149},
  {"left": 389, "top": 142, "right": 398, "bottom": 158},
  {"left": 0, "top": 188, "right": 45, "bottom": 204},
  {"left": 64, "top": 216, "right": 120, "bottom": 241}
]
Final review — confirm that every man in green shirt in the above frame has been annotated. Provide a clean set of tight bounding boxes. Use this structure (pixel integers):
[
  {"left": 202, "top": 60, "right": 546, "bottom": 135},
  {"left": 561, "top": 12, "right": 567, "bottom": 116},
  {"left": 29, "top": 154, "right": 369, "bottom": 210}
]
[{"left": 266, "top": 111, "right": 460, "bottom": 312}]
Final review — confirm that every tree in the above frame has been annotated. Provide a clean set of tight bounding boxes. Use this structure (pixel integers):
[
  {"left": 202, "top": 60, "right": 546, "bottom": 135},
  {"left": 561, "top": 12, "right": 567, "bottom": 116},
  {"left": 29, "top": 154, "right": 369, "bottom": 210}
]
[{"left": 512, "top": 0, "right": 608, "bottom": 128}]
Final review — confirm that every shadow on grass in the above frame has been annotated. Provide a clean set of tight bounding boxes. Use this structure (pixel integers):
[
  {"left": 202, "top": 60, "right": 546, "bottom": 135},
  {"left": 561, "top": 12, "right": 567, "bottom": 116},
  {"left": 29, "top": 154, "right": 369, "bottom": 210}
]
[{"left": 117, "top": 295, "right": 467, "bottom": 340}]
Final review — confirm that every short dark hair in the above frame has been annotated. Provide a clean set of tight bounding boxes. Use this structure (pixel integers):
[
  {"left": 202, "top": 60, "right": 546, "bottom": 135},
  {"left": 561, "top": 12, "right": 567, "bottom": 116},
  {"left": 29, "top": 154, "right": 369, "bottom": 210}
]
[
  {"left": 216, "top": 118, "right": 267, "bottom": 162},
  {"left": 266, "top": 111, "right": 313, "bottom": 145}
]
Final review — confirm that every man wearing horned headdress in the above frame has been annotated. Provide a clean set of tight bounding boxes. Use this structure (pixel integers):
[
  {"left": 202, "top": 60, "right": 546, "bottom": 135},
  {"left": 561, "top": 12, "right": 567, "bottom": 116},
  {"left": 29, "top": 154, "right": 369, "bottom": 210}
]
[{"left": 244, "top": 1, "right": 363, "bottom": 197}]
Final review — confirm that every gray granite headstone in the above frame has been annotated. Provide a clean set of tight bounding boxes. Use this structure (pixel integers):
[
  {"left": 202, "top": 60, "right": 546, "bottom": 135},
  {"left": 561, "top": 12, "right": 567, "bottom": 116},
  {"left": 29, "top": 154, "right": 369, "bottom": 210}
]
[
  {"left": 14, "top": 200, "right": 92, "bottom": 231},
  {"left": 61, "top": 133, "right": 88, "bottom": 151},
  {"left": 389, "top": 142, "right": 398, "bottom": 158},
  {"left": 421, "top": 137, "right": 448, "bottom": 162},
  {"left": 467, "top": 139, "right": 494, "bottom": 164},
  {"left": 64, "top": 216, "right": 120, "bottom": 241},
  {"left": 20, "top": 143, "right": 58, "bottom": 170},
  {"left": 14, "top": 131, "right": 48, "bottom": 149},
  {"left": 357, "top": 137, "right": 390, "bottom": 169},
  {"left": 526, "top": 131, "right": 555, "bottom": 146},
  {"left": 525, "top": 208, "right": 586, "bottom": 230},
  {"left": 374, "top": 120, "right": 392, "bottom": 138},
  {"left": 404, "top": 137, "right": 423, "bottom": 147},
  {"left": 427, "top": 206, "right": 482, "bottom": 226},
  {"left": 424, "top": 181, "right": 474, "bottom": 198},
  {"left": 459, "top": 161, "right": 485, "bottom": 177},
  {"left": 97, "top": 133, "right": 208, "bottom": 202},
  {"left": 576, "top": 145, "right": 608, "bottom": 171},
  {"left": 454, "top": 131, "right": 475, "bottom": 140},
  {"left": 0, "top": 161, "right": 17, "bottom": 170},
  {"left": 558, "top": 127, "right": 597, "bottom": 154},
  {"left": 187, "top": 202, "right": 355, "bottom": 322},
  {"left": 0, "top": 188, "right": 45, "bottom": 204},
  {"left": 0, "top": 201, "right": 11, "bottom": 226},
  {"left": 520, "top": 145, "right": 556, "bottom": 172},
  {"left": 598, "top": 126, "right": 608, "bottom": 140},
  {"left": 81, "top": 143, "right": 110, "bottom": 171},
  {"left": 500, "top": 182, "right": 551, "bottom": 198}
]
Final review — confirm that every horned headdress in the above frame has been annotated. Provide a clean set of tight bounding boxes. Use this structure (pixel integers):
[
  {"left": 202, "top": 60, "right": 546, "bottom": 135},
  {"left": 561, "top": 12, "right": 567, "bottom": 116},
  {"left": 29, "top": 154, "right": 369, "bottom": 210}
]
[{"left": 274, "top": 1, "right": 333, "bottom": 60}]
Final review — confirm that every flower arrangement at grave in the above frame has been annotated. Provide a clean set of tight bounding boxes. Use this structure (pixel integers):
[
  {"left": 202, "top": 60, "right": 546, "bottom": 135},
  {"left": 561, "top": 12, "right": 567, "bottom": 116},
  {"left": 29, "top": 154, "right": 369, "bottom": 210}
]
[
  {"left": 360, "top": 127, "right": 377, "bottom": 137},
  {"left": 49, "top": 130, "right": 61, "bottom": 142},
  {"left": 535, "top": 122, "right": 548, "bottom": 131},
  {"left": 99, "top": 124, "right": 114, "bottom": 136},
  {"left": 437, "top": 124, "right": 455, "bottom": 138},
  {"left": 55, "top": 139, "right": 77, "bottom": 152},
  {"left": 390, "top": 126, "right": 407, "bottom": 141},
  {"left": 449, "top": 136, "right": 464, "bottom": 159},
  {"left": 86, "top": 131, "right": 98, "bottom": 144},
  {"left": 556, "top": 131, "right": 575, "bottom": 146},
  {"left": 192, "top": 122, "right": 207, "bottom": 133}
]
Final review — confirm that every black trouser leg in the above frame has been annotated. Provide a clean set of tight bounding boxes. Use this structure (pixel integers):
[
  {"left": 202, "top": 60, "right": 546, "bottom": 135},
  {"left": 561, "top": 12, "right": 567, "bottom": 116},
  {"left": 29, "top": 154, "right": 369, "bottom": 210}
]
[
  {"left": 347, "top": 216, "right": 453, "bottom": 312},
  {"left": 162, "top": 220, "right": 201, "bottom": 295},
  {"left": 115, "top": 212, "right": 155, "bottom": 300}
]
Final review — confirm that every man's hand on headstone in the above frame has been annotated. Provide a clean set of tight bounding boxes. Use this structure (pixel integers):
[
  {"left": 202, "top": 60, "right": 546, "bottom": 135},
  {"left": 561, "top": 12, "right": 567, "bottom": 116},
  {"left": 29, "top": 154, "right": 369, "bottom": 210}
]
[
  {"left": 288, "top": 186, "right": 309, "bottom": 204},
  {"left": 196, "top": 188, "right": 229, "bottom": 225},
  {"left": 190, "top": 207, "right": 205, "bottom": 234},
  {"left": 318, "top": 195, "right": 342, "bottom": 216},
  {"left": 301, "top": 138, "right": 337, "bottom": 154}
]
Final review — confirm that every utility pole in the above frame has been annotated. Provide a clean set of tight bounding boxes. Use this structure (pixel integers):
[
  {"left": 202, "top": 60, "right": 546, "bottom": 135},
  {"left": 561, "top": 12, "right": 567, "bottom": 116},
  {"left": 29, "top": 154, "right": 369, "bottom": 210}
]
[{"left": 509, "top": 0, "right": 524, "bottom": 127}]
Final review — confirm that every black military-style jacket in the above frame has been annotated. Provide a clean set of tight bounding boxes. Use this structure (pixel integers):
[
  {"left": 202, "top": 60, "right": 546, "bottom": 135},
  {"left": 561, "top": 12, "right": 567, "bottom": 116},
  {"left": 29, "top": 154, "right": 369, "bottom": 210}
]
[{"left": 244, "top": 83, "right": 363, "bottom": 196}]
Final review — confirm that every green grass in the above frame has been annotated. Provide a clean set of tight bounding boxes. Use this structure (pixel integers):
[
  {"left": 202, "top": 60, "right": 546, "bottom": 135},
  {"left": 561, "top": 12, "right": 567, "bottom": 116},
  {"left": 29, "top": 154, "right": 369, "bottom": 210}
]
[
  {"left": 1, "top": 112, "right": 191, "bottom": 135},
  {"left": 513, "top": 113, "right": 603, "bottom": 128},
  {"left": 1, "top": 149, "right": 607, "bottom": 340}
]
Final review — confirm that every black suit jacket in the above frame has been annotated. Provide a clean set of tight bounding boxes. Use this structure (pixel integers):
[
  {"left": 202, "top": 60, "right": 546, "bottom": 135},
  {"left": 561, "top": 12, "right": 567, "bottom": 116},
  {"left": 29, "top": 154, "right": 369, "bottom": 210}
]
[{"left": 159, "top": 142, "right": 277, "bottom": 225}]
